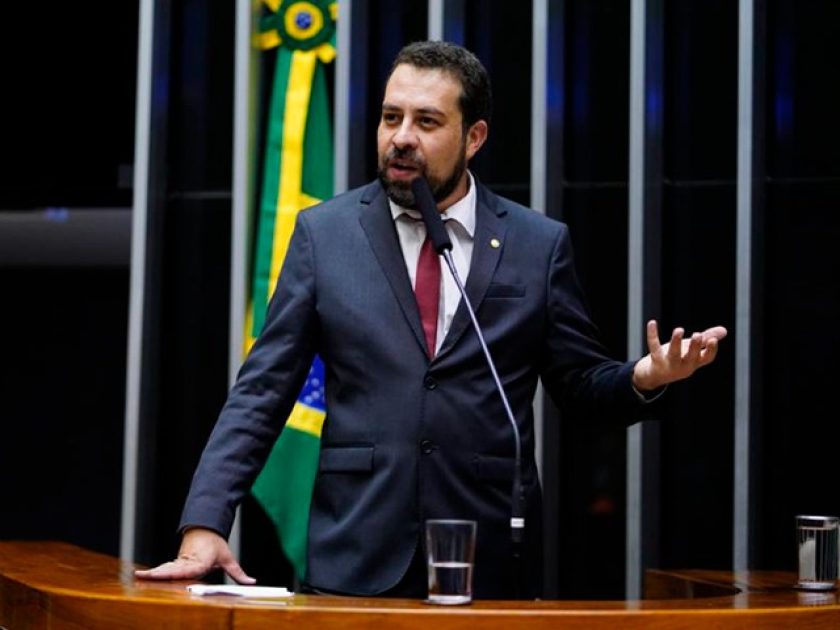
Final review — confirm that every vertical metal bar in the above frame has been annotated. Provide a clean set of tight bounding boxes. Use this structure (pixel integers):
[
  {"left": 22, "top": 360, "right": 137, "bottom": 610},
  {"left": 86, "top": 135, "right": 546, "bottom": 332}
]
[
  {"left": 230, "top": 0, "right": 257, "bottom": 388},
  {"left": 625, "top": 0, "right": 646, "bottom": 599},
  {"left": 530, "top": 0, "right": 549, "bottom": 588},
  {"left": 120, "top": 0, "right": 155, "bottom": 563},
  {"left": 334, "top": 0, "right": 353, "bottom": 194},
  {"left": 532, "top": 0, "right": 565, "bottom": 599},
  {"left": 626, "top": 0, "right": 664, "bottom": 598},
  {"left": 227, "top": 0, "right": 261, "bottom": 567},
  {"left": 428, "top": 0, "right": 444, "bottom": 40},
  {"left": 734, "top": 0, "right": 755, "bottom": 573},
  {"left": 531, "top": 0, "right": 548, "bottom": 486},
  {"left": 531, "top": 0, "right": 548, "bottom": 484}
]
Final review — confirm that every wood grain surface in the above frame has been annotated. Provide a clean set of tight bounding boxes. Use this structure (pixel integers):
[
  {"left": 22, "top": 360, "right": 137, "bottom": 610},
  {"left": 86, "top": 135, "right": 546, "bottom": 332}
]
[{"left": 1, "top": 541, "right": 838, "bottom": 629}]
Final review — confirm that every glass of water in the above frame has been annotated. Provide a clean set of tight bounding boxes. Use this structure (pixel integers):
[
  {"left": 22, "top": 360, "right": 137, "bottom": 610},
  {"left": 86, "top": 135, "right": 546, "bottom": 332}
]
[
  {"left": 796, "top": 515, "right": 839, "bottom": 590},
  {"left": 425, "top": 519, "right": 477, "bottom": 605}
]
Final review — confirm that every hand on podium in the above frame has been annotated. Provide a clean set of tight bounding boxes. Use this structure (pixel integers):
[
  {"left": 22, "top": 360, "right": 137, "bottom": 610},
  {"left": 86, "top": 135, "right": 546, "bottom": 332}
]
[{"left": 134, "top": 527, "right": 255, "bottom": 584}]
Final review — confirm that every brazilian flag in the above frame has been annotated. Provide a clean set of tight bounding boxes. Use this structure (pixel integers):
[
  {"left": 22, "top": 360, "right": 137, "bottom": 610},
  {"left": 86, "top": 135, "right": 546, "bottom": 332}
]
[{"left": 248, "top": 0, "right": 337, "bottom": 581}]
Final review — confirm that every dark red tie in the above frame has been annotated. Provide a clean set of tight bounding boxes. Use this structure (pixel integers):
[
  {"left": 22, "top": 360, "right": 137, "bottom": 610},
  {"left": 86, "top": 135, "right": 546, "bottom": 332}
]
[{"left": 415, "top": 235, "right": 441, "bottom": 358}]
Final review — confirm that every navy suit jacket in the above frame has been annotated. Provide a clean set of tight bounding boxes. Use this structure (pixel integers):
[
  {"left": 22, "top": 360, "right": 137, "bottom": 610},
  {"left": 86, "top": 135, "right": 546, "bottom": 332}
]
[{"left": 180, "top": 180, "right": 649, "bottom": 598}]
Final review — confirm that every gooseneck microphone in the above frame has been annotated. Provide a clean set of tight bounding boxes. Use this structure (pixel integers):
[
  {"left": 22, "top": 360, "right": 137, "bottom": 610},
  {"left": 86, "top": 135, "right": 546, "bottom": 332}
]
[{"left": 410, "top": 177, "right": 525, "bottom": 550}]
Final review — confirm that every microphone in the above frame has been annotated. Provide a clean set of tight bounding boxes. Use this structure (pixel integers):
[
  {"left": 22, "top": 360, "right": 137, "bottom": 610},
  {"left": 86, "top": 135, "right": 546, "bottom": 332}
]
[
  {"left": 410, "top": 177, "right": 525, "bottom": 548},
  {"left": 411, "top": 177, "right": 452, "bottom": 254}
]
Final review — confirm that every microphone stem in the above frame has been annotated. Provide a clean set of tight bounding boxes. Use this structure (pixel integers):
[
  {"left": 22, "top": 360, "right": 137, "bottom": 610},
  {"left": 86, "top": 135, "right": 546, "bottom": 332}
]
[{"left": 440, "top": 250, "right": 525, "bottom": 543}]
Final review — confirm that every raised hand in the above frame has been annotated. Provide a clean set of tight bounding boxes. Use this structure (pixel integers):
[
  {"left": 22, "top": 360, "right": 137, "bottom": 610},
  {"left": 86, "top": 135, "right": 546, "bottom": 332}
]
[
  {"left": 134, "top": 527, "right": 255, "bottom": 584},
  {"left": 632, "top": 320, "right": 728, "bottom": 392}
]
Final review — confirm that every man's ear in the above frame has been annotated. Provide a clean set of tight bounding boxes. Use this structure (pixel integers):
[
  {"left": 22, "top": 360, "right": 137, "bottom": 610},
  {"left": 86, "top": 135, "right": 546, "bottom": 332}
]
[{"left": 465, "top": 120, "right": 488, "bottom": 161}]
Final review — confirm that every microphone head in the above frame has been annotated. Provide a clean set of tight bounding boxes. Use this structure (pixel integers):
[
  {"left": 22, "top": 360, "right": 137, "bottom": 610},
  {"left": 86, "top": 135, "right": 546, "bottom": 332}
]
[{"left": 410, "top": 177, "right": 453, "bottom": 253}]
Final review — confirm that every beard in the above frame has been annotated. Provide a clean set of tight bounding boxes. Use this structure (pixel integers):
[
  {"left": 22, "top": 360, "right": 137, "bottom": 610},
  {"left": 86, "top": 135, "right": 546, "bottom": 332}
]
[{"left": 377, "top": 146, "right": 467, "bottom": 209}]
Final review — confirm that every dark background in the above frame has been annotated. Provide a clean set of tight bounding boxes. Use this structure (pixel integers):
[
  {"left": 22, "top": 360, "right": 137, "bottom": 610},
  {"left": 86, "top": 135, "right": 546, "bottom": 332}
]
[{"left": 1, "top": 0, "right": 839, "bottom": 600}]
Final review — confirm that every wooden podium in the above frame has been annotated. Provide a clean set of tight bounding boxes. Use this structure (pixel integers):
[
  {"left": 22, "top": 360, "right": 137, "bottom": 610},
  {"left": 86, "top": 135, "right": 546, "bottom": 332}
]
[{"left": 2, "top": 541, "right": 839, "bottom": 629}]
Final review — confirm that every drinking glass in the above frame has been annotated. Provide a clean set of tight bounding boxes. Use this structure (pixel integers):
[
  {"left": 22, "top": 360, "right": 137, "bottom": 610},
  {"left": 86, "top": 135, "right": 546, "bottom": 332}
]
[
  {"left": 425, "top": 519, "right": 477, "bottom": 604},
  {"left": 796, "top": 515, "right": 839, "bottom": 590}
]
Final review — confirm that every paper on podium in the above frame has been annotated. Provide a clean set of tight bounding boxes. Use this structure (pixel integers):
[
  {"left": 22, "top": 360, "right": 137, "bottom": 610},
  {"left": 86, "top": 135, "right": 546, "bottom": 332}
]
[{"left": 187, "top": 584, "right": 293, "bottom": 598}]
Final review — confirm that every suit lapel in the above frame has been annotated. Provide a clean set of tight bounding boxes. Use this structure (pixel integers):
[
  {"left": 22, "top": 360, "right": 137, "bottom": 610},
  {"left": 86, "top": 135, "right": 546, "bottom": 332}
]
[
  {"left": 358, "top": 183, "right": 429, "bottom": 357},
  {"left": 436, "top": 184, "right": 507, "bottom": 360}
]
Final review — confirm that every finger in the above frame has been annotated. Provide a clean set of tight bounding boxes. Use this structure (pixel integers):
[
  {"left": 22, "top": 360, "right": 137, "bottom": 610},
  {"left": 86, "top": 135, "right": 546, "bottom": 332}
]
[
  {"left": 220, "top": 558, "right": 257, "bottom": 585},
  {"left": 646, "top": 320, "right": 662, "bottom": 354},
  {"left": 699, "top": 336, "right": 720, "bottom": 365},
  {"left": 667, "top": 328, "right": 684, "bottom": 360},
  {"left": 685, "top": 332, "right": 703, "bottom": 364},
  {"left": 701, "top": 326, "right": 728, "bottom": 344},
  {"left": 134, "top": 560, "right": 207, "bottom": 581}
]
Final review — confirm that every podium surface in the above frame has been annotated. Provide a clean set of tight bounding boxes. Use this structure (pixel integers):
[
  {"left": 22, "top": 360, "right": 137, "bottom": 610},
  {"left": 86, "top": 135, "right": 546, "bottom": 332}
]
[{"left": 1, "top": 541, "right": 839, "bottom": 629}]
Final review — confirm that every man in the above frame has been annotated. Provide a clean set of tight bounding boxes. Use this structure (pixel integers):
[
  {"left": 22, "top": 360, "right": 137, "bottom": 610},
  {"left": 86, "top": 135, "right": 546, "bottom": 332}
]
[{"left": 136, "top": 41, "right": 726, "bottom": 598}]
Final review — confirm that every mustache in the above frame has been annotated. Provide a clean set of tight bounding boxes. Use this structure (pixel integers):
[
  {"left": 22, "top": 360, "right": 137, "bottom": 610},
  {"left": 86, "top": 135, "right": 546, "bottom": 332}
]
[{"left": 383, "top": 147, "right": 425, "bottom": 168}]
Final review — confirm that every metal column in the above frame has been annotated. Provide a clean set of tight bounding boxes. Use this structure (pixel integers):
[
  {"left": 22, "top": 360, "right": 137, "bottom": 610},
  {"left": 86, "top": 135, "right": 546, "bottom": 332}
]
[{"left": 626, "top": 0, "right": 664, "bottom": 599}]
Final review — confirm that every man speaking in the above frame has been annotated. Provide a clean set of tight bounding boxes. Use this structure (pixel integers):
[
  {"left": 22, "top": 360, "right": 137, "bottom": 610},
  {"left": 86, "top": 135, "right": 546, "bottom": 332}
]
[{"left": 136, "top": 41, "right": 726, "bottom": 599}]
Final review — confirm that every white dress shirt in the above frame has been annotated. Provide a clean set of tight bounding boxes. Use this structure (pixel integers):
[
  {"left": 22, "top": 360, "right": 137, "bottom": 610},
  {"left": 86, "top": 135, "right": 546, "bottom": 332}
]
[{"left": 389, "top": 171, "right": 477, "bottom": 354}]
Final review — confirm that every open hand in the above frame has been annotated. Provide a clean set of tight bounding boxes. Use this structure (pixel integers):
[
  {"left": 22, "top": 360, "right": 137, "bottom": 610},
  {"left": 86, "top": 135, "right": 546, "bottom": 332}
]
[
  {"left": 632, "top": 320, "right": 728, "bottom": 392},
  {"left": 134, "top": 527, "right": 255, "bottom": 584}
]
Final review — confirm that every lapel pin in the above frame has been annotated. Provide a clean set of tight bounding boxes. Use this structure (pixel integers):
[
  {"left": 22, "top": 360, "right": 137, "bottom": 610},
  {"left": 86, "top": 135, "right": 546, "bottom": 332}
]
[{"left": 490, "top": 238, "right": 501, "bottom": 249}]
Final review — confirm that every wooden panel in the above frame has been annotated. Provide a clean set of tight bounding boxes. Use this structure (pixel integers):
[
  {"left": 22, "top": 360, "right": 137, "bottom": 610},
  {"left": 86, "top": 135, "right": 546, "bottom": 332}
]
[
  {"left": 1, "top": 542, "right": 839, "bottom": 630},
  {"left": 0, "top": 573, "right": 48, "bottom": 629},
  {"left": 644, "top": 568, "right": 740, "bottom": 599},
  {"left": 0, "top": 541, "right": 230, "bottom": 629}
]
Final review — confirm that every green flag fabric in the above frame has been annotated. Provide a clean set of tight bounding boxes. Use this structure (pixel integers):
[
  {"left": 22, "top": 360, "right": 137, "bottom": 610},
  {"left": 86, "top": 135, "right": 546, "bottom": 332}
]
[{"left": 248, "top": 0, "right": 337, "bottom": 581}]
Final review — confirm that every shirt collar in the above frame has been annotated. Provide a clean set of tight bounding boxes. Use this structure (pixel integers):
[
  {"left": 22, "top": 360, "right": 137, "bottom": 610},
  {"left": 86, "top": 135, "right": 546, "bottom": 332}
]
[{"left": 389, "top": 171, "right": 477, "bottom": 238}]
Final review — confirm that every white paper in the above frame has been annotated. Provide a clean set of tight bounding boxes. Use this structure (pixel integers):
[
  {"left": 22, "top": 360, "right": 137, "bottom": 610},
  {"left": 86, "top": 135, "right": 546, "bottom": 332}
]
[{"left": 187, "top": 584, "right": 293, "bottom": 598}]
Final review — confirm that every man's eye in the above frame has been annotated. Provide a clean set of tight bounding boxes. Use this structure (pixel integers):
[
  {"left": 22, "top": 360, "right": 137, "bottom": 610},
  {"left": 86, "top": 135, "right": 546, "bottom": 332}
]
[
  {"left": 419, "top": 117, "right": 438, "bottom": 127},
  {"left": 382, "top": 113, "right": 400, "bottom": 124}
]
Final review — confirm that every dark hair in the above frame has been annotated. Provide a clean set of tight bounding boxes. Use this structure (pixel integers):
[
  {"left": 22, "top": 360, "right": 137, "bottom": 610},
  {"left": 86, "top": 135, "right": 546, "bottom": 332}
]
[{"left": 389, "top": 41, "right": 493, "bottom": 131}]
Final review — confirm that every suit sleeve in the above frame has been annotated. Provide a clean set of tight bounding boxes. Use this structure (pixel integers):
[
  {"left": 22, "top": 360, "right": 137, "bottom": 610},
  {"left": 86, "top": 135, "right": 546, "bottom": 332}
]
[
  {"left": 179, "top": 212, "right": 319, "bottom": 537},
  {"left": 540, "top": 224, "right": 650, "bottom": 425}
]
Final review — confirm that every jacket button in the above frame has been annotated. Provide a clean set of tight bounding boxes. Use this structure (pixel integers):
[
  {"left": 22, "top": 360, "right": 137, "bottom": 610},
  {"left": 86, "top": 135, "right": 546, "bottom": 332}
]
[
  {"left": 420, "top": 440, "right": 435, "bottom": 454},
  {"left": 424, "top": 376, "right": 437, "bottom": 390}
]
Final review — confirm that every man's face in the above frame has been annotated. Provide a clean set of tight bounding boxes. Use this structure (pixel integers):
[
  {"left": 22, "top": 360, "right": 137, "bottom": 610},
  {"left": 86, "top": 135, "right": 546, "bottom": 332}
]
[{"left": 377, "top": 64, "right": 487, "bottom": 210}]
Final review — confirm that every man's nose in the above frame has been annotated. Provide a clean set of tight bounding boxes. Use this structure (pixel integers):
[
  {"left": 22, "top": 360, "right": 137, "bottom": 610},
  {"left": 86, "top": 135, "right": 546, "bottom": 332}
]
[{"left": 392, "top": 120, "right": 418, "bottom": 149}]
